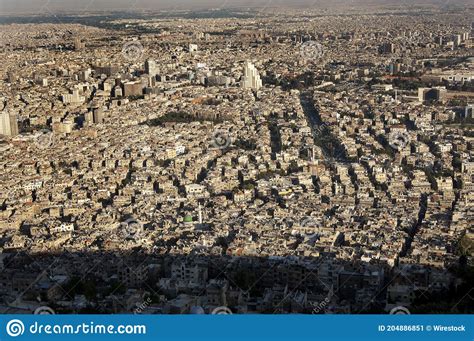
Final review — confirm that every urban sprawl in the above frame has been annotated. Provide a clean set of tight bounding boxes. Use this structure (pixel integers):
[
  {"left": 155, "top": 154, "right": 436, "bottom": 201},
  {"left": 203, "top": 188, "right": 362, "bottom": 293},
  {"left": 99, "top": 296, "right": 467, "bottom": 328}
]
[{"left": 0, "top": 5, "right": 473, "bottom": 315}]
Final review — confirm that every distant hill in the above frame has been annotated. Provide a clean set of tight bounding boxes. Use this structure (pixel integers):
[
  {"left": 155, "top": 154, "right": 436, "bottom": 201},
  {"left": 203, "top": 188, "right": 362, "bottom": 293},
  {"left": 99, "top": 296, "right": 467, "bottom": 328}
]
[{"left": 0, "top": 0, "right": 472, "bottom": 15}]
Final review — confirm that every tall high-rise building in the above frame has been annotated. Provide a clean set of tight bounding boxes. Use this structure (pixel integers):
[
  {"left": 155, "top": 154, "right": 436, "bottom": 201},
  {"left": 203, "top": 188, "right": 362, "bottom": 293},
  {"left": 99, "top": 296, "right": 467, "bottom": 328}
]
[
  {"left": 465, "top": 104, "right": 474, "bottom": 118},
  {"left": 0, "top": 110, "right": 19, "bottom": 137},
  {"left": 145, "top": 59, "right": 158, "bottom": 77},
  {"left": 453, "top": 34, "right": 462, "bottom": 46},
  {"left": 241, "top": 62, "right": 262, "bottom": 91}
]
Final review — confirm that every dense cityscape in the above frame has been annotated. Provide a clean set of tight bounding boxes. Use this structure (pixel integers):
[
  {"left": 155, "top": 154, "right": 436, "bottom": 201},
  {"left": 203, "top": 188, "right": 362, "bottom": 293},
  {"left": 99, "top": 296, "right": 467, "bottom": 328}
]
[{"left": 0, "top": 2, "right": 473, "bottom": 315}]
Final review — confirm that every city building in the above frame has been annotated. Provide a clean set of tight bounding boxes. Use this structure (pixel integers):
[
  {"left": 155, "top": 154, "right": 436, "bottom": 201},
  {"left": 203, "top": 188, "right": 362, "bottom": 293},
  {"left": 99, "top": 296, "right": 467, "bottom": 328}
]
[
  {"left": 241, "top": 62, "right": 262, "bottom": 92},
  {"left": 123, "top": 80, "right": 143, "bottom": 97},
  {"left": 145, "top": 59, "right": 158, "bottom": 77},
  {"left": 0, "top": 110, "right": 18, "bottom": 137}
]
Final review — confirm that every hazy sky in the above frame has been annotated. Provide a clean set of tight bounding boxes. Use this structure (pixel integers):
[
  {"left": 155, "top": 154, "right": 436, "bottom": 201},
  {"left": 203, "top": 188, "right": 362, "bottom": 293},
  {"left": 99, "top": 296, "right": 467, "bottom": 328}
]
[{"left": 0, "top": 0, "right": 470, "bottom": 14}]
